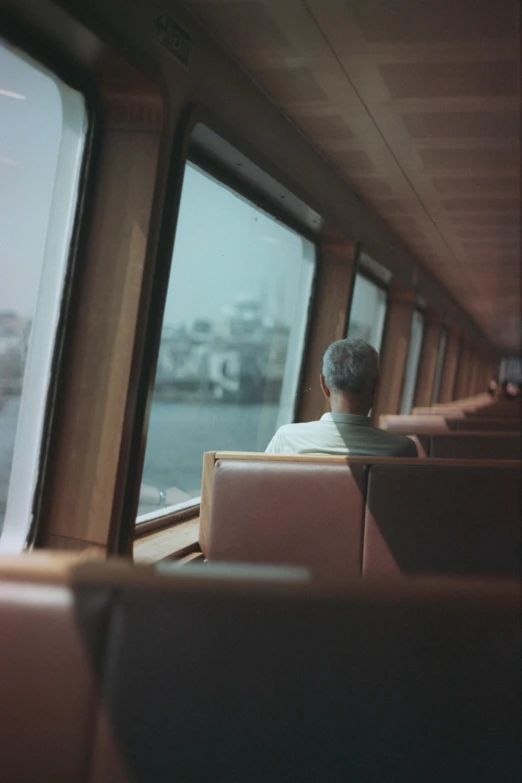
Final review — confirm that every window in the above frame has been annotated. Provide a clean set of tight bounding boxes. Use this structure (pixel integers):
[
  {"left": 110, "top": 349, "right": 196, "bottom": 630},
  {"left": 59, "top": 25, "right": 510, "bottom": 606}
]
[
  {"left": 347, "top": 274, "right": 387, "bottom": 353},
  {"left": 137, "top": 162, "right": 315, "bottom": 520},
  {"left": 0, "top": 40, "right": 87, "bottom": 551},
  {"left": 400, "top": 309, "right": 424, "bottom": 414},
  {"left": 431, "top": 327, "right": 447, "bottom": 404},
  {"left": 500, "top": 357, "right": 522, "bottom": 383}
]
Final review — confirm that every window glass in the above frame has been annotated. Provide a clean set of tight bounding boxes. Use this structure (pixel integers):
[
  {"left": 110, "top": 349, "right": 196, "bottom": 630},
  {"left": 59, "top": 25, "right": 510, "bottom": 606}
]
[
  {"left": 431, "top": 327, "right": 447, "bottom": 404},
  {"left": 137, "top": 162, "right": 315, "bottom": 519},
  {"left": 347, "top": 274, "right": 387, "bottom": 352},
  {"left": 0, "top": 40, "right": 87, "bottom": 551},
  {"left": 400, "top": 310, "right": 424, "bottom": 414},
  {"left": 500, "top": 357, "right": 522, "bottom": 383}
]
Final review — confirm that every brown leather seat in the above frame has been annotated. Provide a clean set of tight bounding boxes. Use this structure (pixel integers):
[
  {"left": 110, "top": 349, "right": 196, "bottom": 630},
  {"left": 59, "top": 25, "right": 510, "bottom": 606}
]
[
  {"left": 429, "top": 433, "right": 521, "bottom": 460},
  {"left": 91, "top": 565, "right": 520, "bottom": 783},
  {"left": 466, "top": 402, "right": 521, "bottom": 418},
  {"left": 199, "top": 457, "right": 367, "bottom": 577},
  {"left": 0, "top": 554, "right": 110, "bottom": 783},
  {"left": 1, "top": 556, "right": 520, "bottom": 782},
  {"left": 380, "top": 415, "right": 454, "bottom": 433},
  {"left": 363, "top": 463, "right": 521, "bottom": 577},
  {"left": 382, "top": 414, "right": 521, "bottom": 435},
  {"left": 455, "top": 417, "right": 521, "bottom": 431}
]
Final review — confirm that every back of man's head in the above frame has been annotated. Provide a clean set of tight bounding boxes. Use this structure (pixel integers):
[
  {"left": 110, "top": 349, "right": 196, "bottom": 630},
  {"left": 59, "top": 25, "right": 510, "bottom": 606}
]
[{"left": 322, "top": 338, "right": 379, "bottom": 398}]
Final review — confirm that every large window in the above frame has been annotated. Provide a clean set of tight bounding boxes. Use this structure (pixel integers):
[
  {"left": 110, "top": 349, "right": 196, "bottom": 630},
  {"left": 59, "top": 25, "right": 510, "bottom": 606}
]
[
  {"left": 347, "top": 274, "right": 387, "bottom": 353},
  {"left": 400, "top": 310, "right": 424, "bottom": 414},
  {"left": 431, "top": 327, "right": 447, "bottom": 404},
  {"left": 0, "top": 40, "right": 87, "bottom": 551},
  {"left": 137, "top": 162, "right": 315, "bottom": 520}
]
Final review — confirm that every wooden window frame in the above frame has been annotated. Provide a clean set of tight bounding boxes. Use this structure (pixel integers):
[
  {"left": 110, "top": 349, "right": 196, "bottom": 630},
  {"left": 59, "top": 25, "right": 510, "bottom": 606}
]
[{"left": 120, "top": 106, "right": 326, "bottom": 552}]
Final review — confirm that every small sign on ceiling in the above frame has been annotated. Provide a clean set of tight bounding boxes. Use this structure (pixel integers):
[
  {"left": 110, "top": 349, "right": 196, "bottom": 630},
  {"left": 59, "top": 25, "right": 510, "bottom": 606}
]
[{"left": 154, "top": 7, "right": 191, "bottom": 68}]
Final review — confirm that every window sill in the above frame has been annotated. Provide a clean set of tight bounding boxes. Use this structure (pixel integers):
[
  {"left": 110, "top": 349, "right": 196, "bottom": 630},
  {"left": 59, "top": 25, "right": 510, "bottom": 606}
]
[
  {"left": 133, "top": 516, "right": 200, "bottom": 564},
  {"left": 135, "top": 500, "right": 201, "bottom": 535}
]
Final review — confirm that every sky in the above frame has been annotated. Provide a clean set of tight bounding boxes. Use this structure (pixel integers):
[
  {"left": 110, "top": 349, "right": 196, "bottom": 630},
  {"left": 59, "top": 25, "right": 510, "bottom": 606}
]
[
  {"left": 0, "top": 40, "right": 62, "bottom": 320},
  {"left": 163, "top": 163, "right": 315, "bottom": 329}
]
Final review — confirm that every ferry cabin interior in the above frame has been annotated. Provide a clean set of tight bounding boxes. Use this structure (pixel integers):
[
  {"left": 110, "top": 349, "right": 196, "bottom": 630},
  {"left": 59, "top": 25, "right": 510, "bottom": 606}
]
[{"left": 0, "top": 0, "right": 521, "bottom": 780}]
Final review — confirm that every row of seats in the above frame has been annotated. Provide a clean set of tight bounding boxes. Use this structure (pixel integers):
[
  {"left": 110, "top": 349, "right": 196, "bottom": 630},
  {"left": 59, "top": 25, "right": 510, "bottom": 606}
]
[
  {"left": 383, "top": 392, "right": 521, "bottom": 435},
  {"left": 429, "top": 393, "right": 519, "bottom": 415},
  {"left": 199, "top": 454, "right": 520, "bottom": 579},
  {"left": 414, "top": 432, "right": 521, "bottom": 459},
  {"left": 379, "top": 394, "right": 522, "bottom": 436},
  {"left": 413, "top": 404, "right": 521, "bottom": 418},
  {"left": 1, "top": 554, "right": 520, "bottom": 782},
  {"left": 381, "top": 414, "right": 521, "bottom": 433}
]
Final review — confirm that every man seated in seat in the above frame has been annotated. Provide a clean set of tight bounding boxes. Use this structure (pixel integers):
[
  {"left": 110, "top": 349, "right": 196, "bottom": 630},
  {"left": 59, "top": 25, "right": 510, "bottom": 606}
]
[{"left": 266, "top": 338, "right": 418, "bottom": 457}]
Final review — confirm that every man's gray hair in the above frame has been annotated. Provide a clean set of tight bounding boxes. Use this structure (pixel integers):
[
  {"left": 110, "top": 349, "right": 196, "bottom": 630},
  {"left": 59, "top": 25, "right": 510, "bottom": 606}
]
[{"left": 322, "top": 338, "right": 379, "bottom": 396}]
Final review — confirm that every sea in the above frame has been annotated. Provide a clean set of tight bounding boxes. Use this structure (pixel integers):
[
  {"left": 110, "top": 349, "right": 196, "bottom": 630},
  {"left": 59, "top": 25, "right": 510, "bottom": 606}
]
[
  {"left": 142, "top": 399, "right": 280, "bottom": 493},
  {"left": 0, "top": 395, "right": 280, "bottom": 533}
]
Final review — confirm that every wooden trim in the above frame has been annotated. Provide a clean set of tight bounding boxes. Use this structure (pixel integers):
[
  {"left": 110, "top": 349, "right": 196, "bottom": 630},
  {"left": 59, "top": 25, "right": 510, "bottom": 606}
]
[
  {"left": 211, "top": 451, "right": 519, "bottom": 468},
  {"left": 38, "top": 125, "right": 162, "bottom": 552},
  {"left": 297, "top": 237, "right": 357, "bottom": 423},
  {"left": 133, "top": 518, "right": 201, "bottom": 563},
  {"left": 108, "top": 104, "right": 196, "bottom": 556},
  {"left": 41, "top": 535, "right": 107, "bottom": 556},
  {"left": 135, "top": 504, "right": 200, "bottom": 537},
  {"left": 387, "top": 285, "right": 418, "bottom": 305},
  {"left": 175, "top": 551, "right": 206, "bottom": 566},
  {"left": 198, "top": 452, "right": 217, "bottom": 554},
  {"left": 372, "top": 286, "right": 416, "bottom": 420},
  {"left": 0, "top": 550, "right": 104, "bottom": 584}
]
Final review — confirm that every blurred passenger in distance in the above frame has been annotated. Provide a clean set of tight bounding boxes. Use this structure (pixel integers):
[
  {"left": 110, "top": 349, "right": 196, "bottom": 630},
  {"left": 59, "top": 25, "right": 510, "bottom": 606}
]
[
  {"left": 501, "top": 380, "right": 520, "bottom": 399},
  {"left": 266, "top": 338, "right": 418, "bottom": 457},
  {"left": 487, "top": 377, "right": 499, "bottom": 397}
]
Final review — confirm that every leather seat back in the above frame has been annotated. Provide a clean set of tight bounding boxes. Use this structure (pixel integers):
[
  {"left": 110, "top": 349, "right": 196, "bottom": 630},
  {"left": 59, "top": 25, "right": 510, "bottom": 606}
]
[
  {"left": 456, "top": 417, "right": 520, "bottom": 431},
  {"left": 382, "top": 414, "right": 521, "bottom": 435},
  {"left": 430, "top": 434, "right": 521, "bottom": 460},
  {"left": 93, "top": 567, "right": 521, "bottom": 783},
  {"left": 363, "top": 463, "right": 521, "bottom": 577},
  {"left": 0, "top": 554, "right": 111, "bottom": 783},
  {"left": 199, "top": 456, "right": 367, "bottom": 577},
  {"left": 380, "top": 415, "right": 454, "bottom": 433},
  {"left": 1, "top": 556, "right": 520, "bottom": 782}
]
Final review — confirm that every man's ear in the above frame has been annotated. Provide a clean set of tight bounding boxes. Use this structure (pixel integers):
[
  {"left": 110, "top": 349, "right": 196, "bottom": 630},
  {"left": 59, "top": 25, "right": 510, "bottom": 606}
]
[{"left": 320, "top": 373, "right": 331, "bottom": 399}]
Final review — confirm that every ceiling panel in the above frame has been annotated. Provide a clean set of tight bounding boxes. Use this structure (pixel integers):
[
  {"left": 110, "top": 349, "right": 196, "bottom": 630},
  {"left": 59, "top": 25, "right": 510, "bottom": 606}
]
[
  {"left": 441, "top": 198, "right": 519, "bottom": 211},
  {"left": 188, "top": 0, "right": 521, "bottom": 352},
  {"left": 402, "top": 112, "right": 519, "bottom": 139},
  {"left": 295, "top": 114, "right": 354, "bottom": 139},
  {"left": 379, "top": 61, "right": 517, "bottom": 100},
  {"left": 252, "top": 66, "right": 329, "bottom": 102},
  {"left": 350, "top": 0, "right": 515, "bottom": 43},
  {"left": 419, "top": 148, "right": 516, "bottom": 170}
]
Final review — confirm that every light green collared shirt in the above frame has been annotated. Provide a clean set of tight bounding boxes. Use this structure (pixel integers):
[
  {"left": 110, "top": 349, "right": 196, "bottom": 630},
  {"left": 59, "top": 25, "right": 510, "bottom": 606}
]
[{"left": 265, "top": 412, "right": 418, "bottom": 458}]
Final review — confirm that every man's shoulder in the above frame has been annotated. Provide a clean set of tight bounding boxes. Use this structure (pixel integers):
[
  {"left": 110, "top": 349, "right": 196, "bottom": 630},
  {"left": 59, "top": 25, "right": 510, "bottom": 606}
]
[
  {"left": 277, "top": 420, "right": 323, "bottom": 434},
  {"left": 377, "top": 428, "right": 419, "bottom": 456},
  {"left": 268, "top": 420, "right": 325, "bottom": 453}
]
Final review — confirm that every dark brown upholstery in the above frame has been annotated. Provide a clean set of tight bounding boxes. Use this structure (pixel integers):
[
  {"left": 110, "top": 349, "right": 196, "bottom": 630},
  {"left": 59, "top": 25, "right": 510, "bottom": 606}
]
[
  {"left": 92, "top": 567, "right": 520, "bottom": 783},
  {"left": 455, "top": 417, "right": 521, "bottom": 431},
  {"left": 201, "top": 458, "right": 367, "bottom": 576},
  {"left": 430, "top": 433, "right": 521, "bottom": 460},
  {"left": 466, "top": 402, "right": 522, "bottom": 418},
  {"left": 383, "top": 414, "right": 521, "bottom": 434},
  {"left": 363, "top": 464, "right": 521, "bottom": 577},
  {"left": 1, "top": 557, "right": 520, "bottom": 782},
  {"left": 0, "top": 574, "right": 106, "bottom": 783}
]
